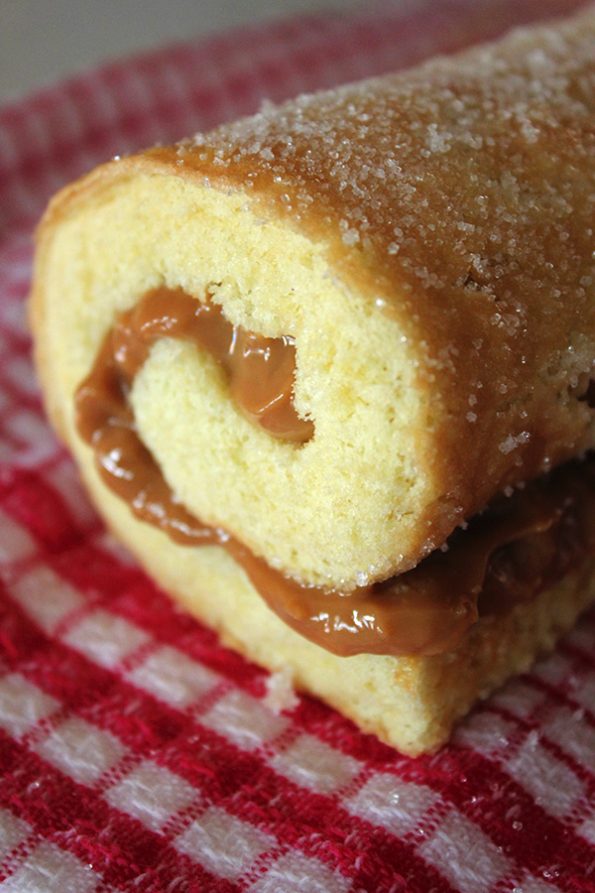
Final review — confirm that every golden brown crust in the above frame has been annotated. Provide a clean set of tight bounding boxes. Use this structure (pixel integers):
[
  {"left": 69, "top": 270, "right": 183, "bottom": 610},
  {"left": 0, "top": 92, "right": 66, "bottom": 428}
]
[{"left": 168, "top": 7, "right": 595, "bottom": 536}]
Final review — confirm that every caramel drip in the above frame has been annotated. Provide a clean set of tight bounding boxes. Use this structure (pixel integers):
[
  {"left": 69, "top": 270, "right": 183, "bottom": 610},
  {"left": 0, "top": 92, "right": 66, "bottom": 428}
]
[
  {"left": 76, "top": 287, "right": 312, "bottom": 543},
  {"left": 75, "top": 288, "right": 595, "bottom": 657},
  {"left": 242, "top": 458, "right": 593, "bottom": 657}
]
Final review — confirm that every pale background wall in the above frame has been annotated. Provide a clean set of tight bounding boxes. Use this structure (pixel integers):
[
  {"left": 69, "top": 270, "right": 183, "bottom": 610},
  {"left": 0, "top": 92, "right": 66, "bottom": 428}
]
[{"left": 1, "top": 0, "right": 361, "bottom": 104}]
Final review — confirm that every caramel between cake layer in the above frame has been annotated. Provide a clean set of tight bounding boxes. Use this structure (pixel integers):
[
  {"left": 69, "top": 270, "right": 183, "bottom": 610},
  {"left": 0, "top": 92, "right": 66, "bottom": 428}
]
[{"left": 75, "top": 287, "right": 595, "bottom": 657}]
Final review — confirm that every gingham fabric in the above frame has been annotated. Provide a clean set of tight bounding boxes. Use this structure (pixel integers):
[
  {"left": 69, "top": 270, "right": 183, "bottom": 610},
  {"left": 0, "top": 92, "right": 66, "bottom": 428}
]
[{"left": 1, "top": 1, "right": 594, "bottom": 890}]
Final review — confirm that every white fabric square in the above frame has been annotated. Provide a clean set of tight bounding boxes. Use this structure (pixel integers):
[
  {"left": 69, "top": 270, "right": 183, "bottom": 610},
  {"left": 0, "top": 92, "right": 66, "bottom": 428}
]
[
  {"left": 516, "top": 877, "right": 564, "bottom": 893},
  {"left": 490, "top": 681, "right": 545, "bottom": 719},
  {"left": 5, "top": 355, "right": 38, "bottom": 395},
  {"left": 105, "top": 760, "right": 196, "bottom": 831},
  {"left": 345, "top": 773, "right": 437, "bottom": 835},
  {"left": 0, "top": 673, "right": 58, "bottom": 738},
  {"left": 176, "top": 807, "right": 275, "bottom": 879},
  {"left": 201, "top": 690, "right": 287, "bottom": 751},
  {"left": 542, "top": 706, "right": 595, "bottom": 771},
  {"left": 271, "top": 734, "right": 361, "bottom": 794},
  {"left": 6, "top": 412, "right": 57, "bottom": 464},
  {"left": 250, "top": 851, "right": 351, "bottom": 893},
  {"left": 0, "top": 840, "right": 97, "bottom": 893},
  {"left": 578, "top": 814, "right": 595, "bottom": 845},
  {"left": 45, "top": 460, "right": 97, "bottom": 526},
  {"left": 94, "top": 531, "right": 135, "bottom": 565},
  {"left": 419, "top": 810, "right": 511, "bottom": 893},
  {"left": 63, "top": 610, "right": 150, "bottom": 669},
  {"left": 531, "top": 652, "right": 572, "bottom": 686},
  {"left": 0, "top": 510, "right": 36, "bottom": 562},
  {"left": 0, "top": 808, "right": 30, "bottom": 860},
  {"left": 506, "top": 735, "right": 584, "bottom": 818},
  {"left": 0, "top": 289, "right": 28, "bottom": 335},
  {"left": 127, "top": 645, "right": 219, "bottom": 708},
  {"left": 454, "top": 711, "right": 516, "bottom": 757},
  {"left": 9, "top": 565, "right": 84, "bottom": 634},
  {"left": 34, "top": 717, "right": 126, "bottom": 785}
]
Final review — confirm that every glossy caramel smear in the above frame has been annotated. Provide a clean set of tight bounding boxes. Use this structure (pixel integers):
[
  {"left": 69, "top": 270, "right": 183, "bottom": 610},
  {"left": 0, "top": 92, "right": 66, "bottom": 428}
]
[
  {"left": 76, "top": 287, "right": 312, "bottom": 545},
  {"left": 75, "top": 287, "right": 595, "bottom": 657}
]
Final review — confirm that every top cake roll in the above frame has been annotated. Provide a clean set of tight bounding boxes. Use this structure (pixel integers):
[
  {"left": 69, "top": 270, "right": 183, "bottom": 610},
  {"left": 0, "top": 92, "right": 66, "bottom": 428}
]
[{"left": 32, "top": 8, "right": 595, "bottom": 596}]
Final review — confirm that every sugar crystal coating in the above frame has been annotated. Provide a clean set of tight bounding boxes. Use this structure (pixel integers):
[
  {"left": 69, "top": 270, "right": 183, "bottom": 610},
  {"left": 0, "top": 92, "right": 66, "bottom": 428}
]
[
  {"left": 170, "top": 10, "right": 595, "bottom": 517},
  {"left": 183, "top": 14, "right": 593, "bottom": 323}
]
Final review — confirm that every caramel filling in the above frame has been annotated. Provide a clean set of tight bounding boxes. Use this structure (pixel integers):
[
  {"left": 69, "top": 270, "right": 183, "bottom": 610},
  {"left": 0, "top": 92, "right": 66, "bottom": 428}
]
[{"left": 75, "top": 287, "right": 595, "bottom": 657}]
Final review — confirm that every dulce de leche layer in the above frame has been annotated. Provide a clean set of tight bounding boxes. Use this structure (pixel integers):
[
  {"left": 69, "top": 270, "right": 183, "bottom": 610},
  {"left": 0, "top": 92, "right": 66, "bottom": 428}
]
[{"left": 75, "top": 287, "right": 595, "bottom": 657}]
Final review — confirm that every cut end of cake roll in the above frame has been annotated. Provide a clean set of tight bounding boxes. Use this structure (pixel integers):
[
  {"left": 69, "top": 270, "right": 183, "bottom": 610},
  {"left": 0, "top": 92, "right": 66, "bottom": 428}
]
[{"left": 31, "top": 155, "right": 464, "bottom": 591}]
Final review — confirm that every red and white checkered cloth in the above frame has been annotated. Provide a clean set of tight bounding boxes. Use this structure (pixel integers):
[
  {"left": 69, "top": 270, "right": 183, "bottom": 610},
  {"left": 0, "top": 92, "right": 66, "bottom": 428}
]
[{"left": 1, "top": 1, "right": 594, "bottom": 890}]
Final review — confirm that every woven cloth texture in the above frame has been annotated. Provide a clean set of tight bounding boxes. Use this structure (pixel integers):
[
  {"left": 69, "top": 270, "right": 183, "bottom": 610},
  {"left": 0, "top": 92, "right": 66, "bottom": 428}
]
[{"left": 1, "top": 1, "right": 594, "bottom": 890}]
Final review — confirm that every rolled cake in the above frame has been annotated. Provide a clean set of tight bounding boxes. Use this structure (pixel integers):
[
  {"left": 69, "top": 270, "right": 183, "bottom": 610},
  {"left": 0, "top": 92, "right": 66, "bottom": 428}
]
[{"left": 31, "top": 8, "right": 595, "bottom": 754}]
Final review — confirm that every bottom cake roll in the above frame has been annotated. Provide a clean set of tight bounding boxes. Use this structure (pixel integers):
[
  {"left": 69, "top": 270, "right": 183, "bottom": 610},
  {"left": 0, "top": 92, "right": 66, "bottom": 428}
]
[
  {"left": 30, "top": 9, "right": 595, "bottom": 754},
  {"left": 77, "top": 463, "right": 595, "bottom": 756}
]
